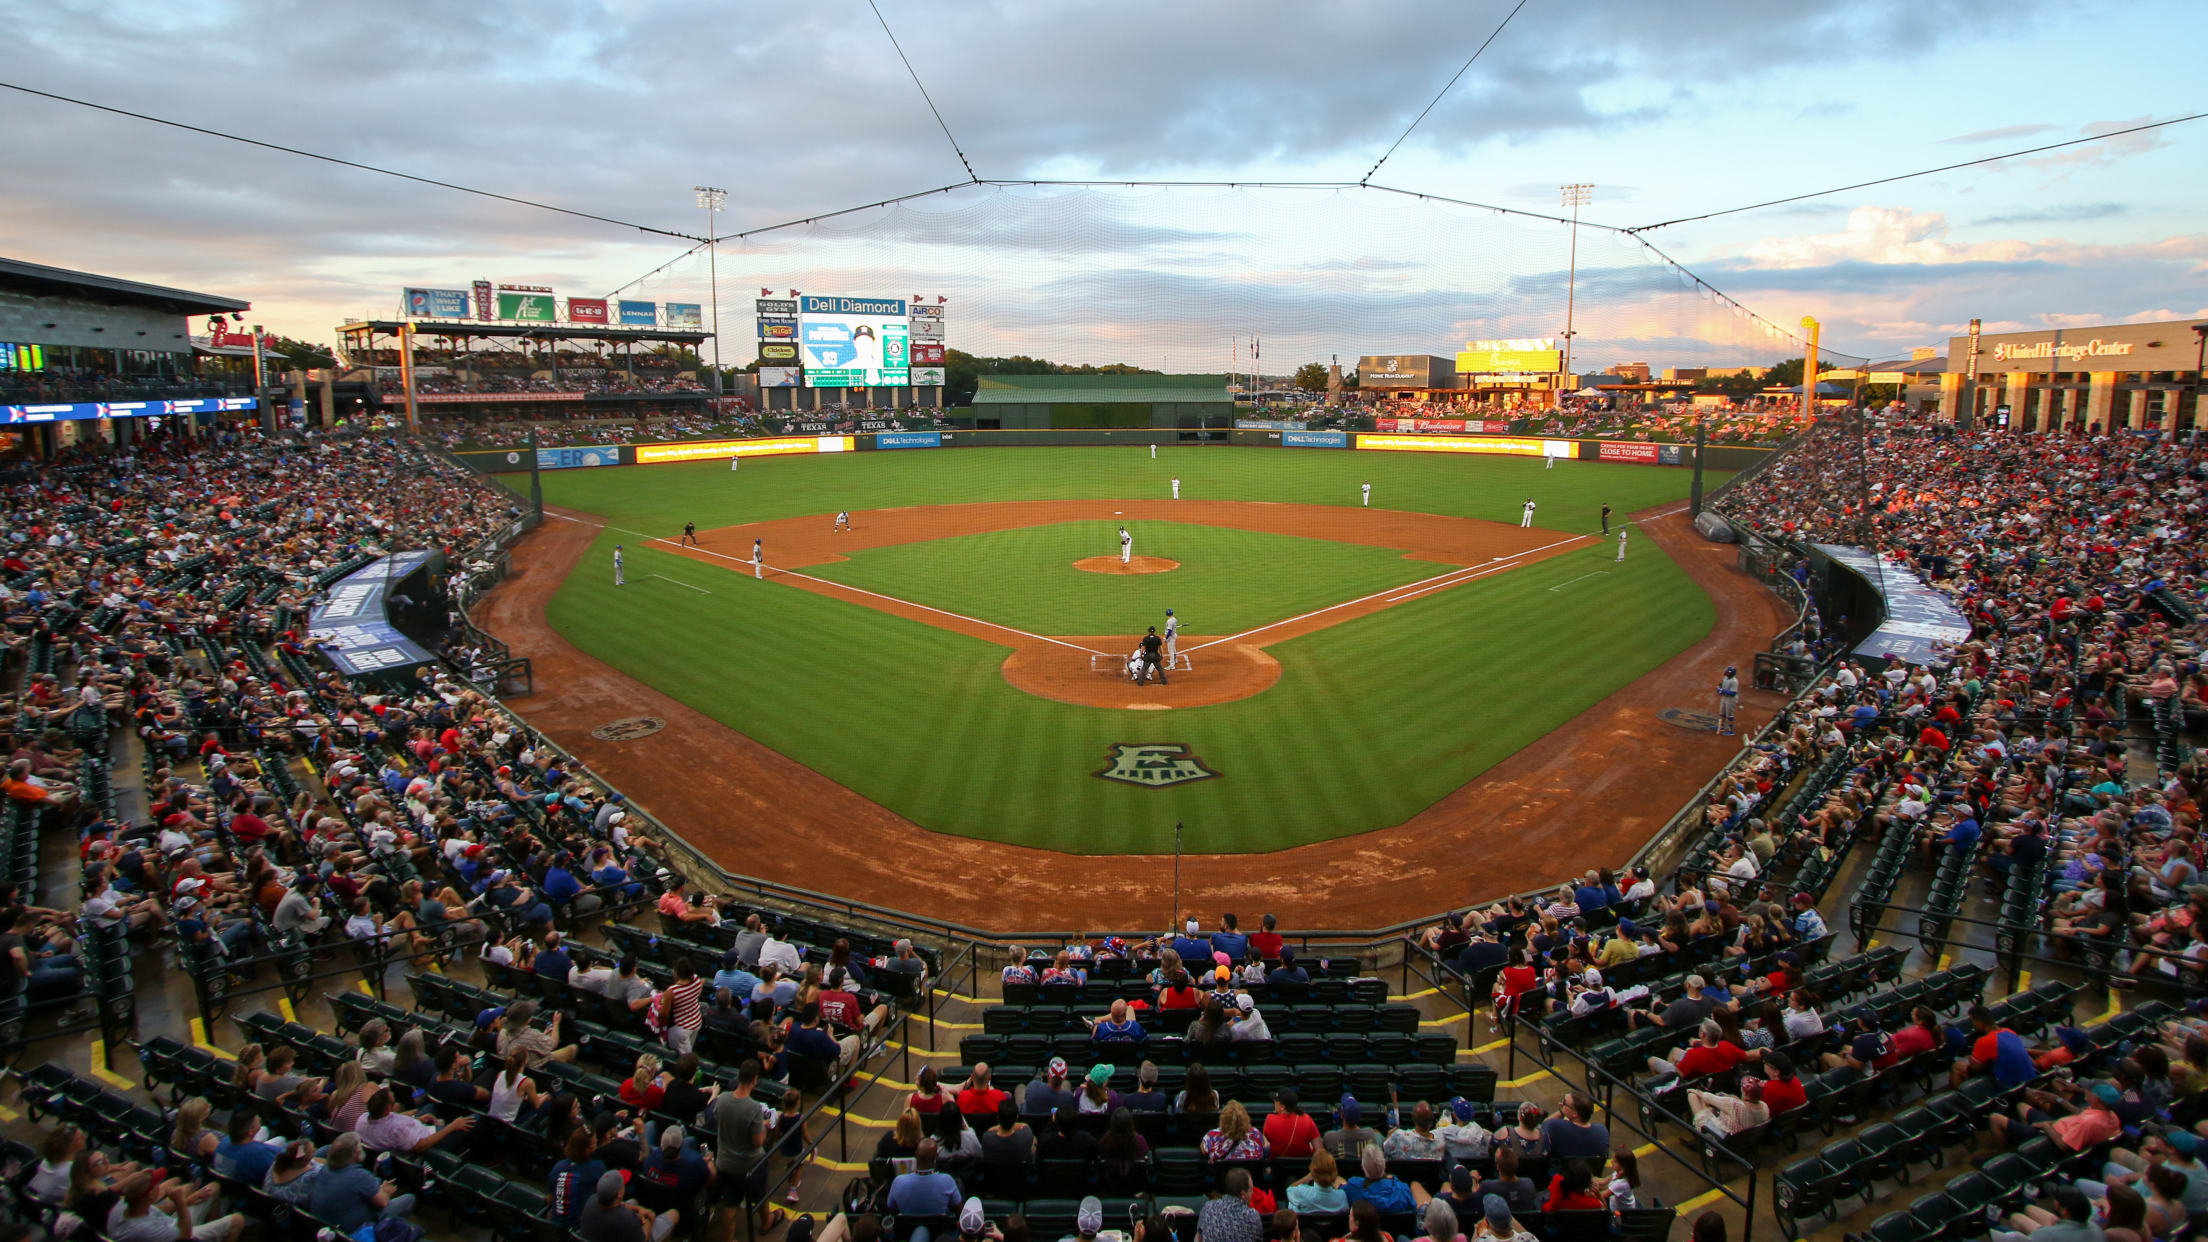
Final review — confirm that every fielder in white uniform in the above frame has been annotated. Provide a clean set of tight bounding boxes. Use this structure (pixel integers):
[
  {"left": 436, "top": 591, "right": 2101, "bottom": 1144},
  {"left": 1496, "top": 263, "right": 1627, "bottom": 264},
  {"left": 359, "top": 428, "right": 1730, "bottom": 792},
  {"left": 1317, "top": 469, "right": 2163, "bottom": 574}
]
[
  {"left": 1119, "top": 526, "right": 1132, "bottom": 564},
  {"left": 752, "top": 537, "right": 763, "bottom": 580},
  {"left": 1545, "top": 452, "right": 1556, "bottom": 470},
  {"left": 1171, "top": 478, "right": 1181, "bottom": 500},
  {"left": 613, "top": 545, "right": 624, "bottom": 586},
  {"left": 1163, "top": 609, "right": 1179, "bottom": 665},
  {"left": 730, "top": 455, "right": 740, "bottom": 472},
  {"left": 1616, "top": 527, "right": 1629, "bottom": 562},
  {"left": 1361, "top": 482, "right": 1371, "bottom": 507},
  {"left": 1149, "top": 444, "right": 1156, "bottom": 460},
  {"left": 1521, "top": 499, "right": 1536, "bottom": 528},
  {"left": 833, "top": 511, "right": 851, "bottom": 533},
  {"left": 1716, "top": 664, "right": 1739, "bottom": 735}
]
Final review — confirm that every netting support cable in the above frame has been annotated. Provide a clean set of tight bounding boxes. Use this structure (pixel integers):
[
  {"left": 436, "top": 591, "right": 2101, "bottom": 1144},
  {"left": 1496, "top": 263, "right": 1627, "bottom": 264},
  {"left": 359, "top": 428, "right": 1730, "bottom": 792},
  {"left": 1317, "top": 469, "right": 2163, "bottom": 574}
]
[
  {"left": 1358, "top": 0, "right": 1534, "bottom": 185},
  {"left": 605, "top": 241, "right": 713, "bottom": 300},
  {"left": 1627, "top": 110, "right": 2208, "bottom": 233},
  {"left": 868, "top": 0, "right": 980, "bottom": 183},
  {"left": 0, "top": 79, "right": 707, "bottom": 243}
]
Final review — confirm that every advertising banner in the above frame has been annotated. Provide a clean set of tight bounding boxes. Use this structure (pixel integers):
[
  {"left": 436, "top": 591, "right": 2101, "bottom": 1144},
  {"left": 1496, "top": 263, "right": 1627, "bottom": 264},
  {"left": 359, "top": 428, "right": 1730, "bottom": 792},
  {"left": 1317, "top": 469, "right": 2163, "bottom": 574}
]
[
  {"left": 5, "top": 397, "right": 258, "bottom": 423},
  {"left": 1283, "top": 430, "right": 1349, "bottom": 448},
  {"left": 1597, "top": 441, "right": 1660, "bottom": 463},
  {"left": 1371, "top": 417, "right": 1514, "bottom": 434},
  {"left": 535, "top": 445, "right": 620, "bottom": 470},
  {"left": 1456, "top": 342, "right": 1562, "bottom": 374},
  {"left": 416, "top": 392, "right": 583, "bottom": 404},
  {"left": 496, "top": 291, "right": 556, "bottom": 322},
  {"left": 757, "top": 367, "right": 802, "bottom": 387},
  {"left": 791, "top": 420, "right": 833, "bottom": 433},
  {"left": 801, "top": 295, "right": 907, "bottom": 316},
  {"left": 801, "top": 306, "right": 910, "bottom": 387},
  {"left": 472, "top": 279, "right": 494, "bottom": 321},
  {"left": 909, "top": 367, "right": 946, "bottom": 385},
  {"left": 758, "top": 343, "right": 799, "bottom": 362},
  {"left": 1659, "top": 444, "right": 1685, "bottom": 466},
  {"left": 878, "top": 431, "right": 942, "bottom": 450},
  {"left": 635, "top": 435, "right": 851, "bottom": 464},
  {"left": 1356, "top": 433, "right": 1561, "bottom": 457},
  {"left": 665, "top": 303, "right": 704, "bottom": 328},
  {"left": 1235, "top": 419, "right": 1308, "bottom": 430},
  {"left": 758, "top": 318, "right": 798, "bottom": 340},
  {"left": 755, "top": 298, "right": 799, "bottom": 315},
  {"left": 856, "top": 418, "right": 895, "bottom": 432},
  {"left": 907, "top": 303, "right": 943, "bottom": 320},
  {"left": 910, "top": 343, "right": 946, "bottom": 365},
  {"left": 617, "top": 300, "right": 657, "bottom": 326},
  {"left": 567, "top": 298, "right": 609, "bottom": 324},
  {"left": 403, "top": 287, "right": 470, "bottom": 319}
]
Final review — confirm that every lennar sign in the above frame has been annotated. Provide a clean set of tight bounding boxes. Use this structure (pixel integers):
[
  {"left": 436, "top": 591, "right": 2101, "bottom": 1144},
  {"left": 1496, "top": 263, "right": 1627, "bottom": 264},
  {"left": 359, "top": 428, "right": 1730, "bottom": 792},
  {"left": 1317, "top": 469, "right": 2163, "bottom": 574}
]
[{"left": 1992, "top": 338, "right": 2137, "bottom": 363}]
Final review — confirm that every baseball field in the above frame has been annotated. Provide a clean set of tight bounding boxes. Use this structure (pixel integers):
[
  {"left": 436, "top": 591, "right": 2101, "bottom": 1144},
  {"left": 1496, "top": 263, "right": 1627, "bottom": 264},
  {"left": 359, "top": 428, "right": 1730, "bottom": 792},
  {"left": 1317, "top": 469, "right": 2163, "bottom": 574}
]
[{"left": 489, "top": 444, "right": 1736, "bottom": 860}]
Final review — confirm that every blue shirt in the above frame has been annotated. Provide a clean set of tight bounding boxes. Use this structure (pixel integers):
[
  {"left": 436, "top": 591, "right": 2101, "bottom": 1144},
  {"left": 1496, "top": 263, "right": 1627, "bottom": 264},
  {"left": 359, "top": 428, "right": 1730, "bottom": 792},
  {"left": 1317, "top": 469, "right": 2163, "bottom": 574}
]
[
  {"left": 1574, "top": 884, "right": 1609, "bottom": 913},
  {"left": 1344, "top": 1176, "right": 1418, "bottom": 1213},
  {"left": 1943, "top": 819, "right": 1982, "bottom": 849},
  {"left": 307, "top": 1163, "right": 386, "bottom": 1233},
  {"left": 215, "top": 1135, "right": 281, "bottom": 1183},
  {"left": 542, "top": 866, "right": 582, "bottom": 903},
  {"left": 1170, "top": 934, "right": 1213, "bottom": 963},
  {"left": 1981, "top": 1028, "right": 2037, "bottom": 1088},
  {"left": 886, "top": 1170, "right": 962, "bottom": 1217},
  {"left": 1210, "top": 931, "right": 1249, "bottom": 960},
  {"left": 1094, "top": 1018, "right": 1146, "bottom": 1044},
  {"left": 534, "top": 947, "right": 572, "bottom": 978},
  {"left": 713, "top": 966, "right": 763, "bottom": 1001}
]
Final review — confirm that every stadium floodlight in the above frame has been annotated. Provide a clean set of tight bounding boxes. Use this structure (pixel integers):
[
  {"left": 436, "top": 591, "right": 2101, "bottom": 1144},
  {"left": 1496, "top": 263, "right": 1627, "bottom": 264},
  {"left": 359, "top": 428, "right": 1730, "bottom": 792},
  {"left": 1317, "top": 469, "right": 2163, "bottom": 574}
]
[
  {"left": 1559, "top": 184, "right": 1593, "bottom": 396},
  {"left": 696, "top": 186, "right": 727, "bottom": 379}
]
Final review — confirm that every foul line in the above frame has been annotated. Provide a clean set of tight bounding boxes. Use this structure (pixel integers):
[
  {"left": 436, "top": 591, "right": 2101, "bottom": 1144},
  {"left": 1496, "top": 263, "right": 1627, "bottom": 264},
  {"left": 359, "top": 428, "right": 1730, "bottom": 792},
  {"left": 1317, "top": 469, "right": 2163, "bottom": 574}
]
[
  {"left": 1547, "top": 570, "right": 1611, "bottom": 592},
  {"left": 549, "top": 512, "right": 1107, "bottom": 657},
  {"left": 649, "top": 573, "right": 711, "bottom": 594}
]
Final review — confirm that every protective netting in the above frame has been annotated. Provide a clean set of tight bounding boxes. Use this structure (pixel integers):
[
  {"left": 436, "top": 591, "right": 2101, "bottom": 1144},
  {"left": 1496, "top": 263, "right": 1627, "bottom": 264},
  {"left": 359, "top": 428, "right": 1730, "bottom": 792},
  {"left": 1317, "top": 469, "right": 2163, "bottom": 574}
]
[{"left": 618, "top": 183, "right": 1869, "bottom": 373}]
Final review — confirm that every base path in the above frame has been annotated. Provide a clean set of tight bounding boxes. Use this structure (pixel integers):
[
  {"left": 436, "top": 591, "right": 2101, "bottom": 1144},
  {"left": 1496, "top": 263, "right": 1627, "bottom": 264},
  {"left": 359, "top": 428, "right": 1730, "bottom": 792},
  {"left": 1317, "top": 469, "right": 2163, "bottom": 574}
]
[{"left": 478, "top": 505, "right": 1789, "bottom": 931}]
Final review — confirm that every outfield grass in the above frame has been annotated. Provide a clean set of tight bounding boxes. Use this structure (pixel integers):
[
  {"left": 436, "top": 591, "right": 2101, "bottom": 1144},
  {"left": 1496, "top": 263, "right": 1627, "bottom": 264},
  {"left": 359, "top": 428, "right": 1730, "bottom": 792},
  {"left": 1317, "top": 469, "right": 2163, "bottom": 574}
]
[
  {"left": 510, "top": 444, "right": 1724, "bottom": 536},
  {"left": 808, "top": 520, "right": 1446, "bottom": 635},
  {"left": 529, "top": 439, "right": 1704, "bottom": 844}
]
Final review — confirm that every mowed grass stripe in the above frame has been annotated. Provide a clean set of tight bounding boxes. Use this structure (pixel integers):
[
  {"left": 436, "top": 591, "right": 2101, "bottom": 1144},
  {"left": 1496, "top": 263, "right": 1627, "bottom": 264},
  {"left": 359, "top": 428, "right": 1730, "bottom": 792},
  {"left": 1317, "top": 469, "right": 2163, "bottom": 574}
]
[
  {"left": 545, "top": 517, "right": 1710, "bottom": 853},
  {"left": 809, "top": 521, "right": 1445, "bottom": 636},
  {"left": 516, "top": 445, "right": 1723, "bottom": 536}
]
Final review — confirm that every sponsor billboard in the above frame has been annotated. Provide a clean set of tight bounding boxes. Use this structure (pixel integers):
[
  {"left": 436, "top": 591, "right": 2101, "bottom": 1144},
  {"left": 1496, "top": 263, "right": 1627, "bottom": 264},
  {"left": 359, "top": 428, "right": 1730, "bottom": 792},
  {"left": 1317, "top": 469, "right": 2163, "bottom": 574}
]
[
  {"left": 755, "top": 298, "right": 799, "bottom": 315},
  {"left": 758, "top": 343, "right": 799, "bottom": 362},
  {"left": 536, "top": 445, "right": 620, "bottom": 470},
  {"left": 800, "top": 296, "right": 910, "bottom": 386},
  {"left": 1456, "top": 347, "right": 1562, "bottom": 374},
  {"left": 403, "top": 287, "right": 470, "bottom": 318},
  {"left": 1283, "top": 430, "right": 1349, "bottom": 448},
  {"left": 635, "top": 435, "right": 852, "bottom": 464},
  {"left": 567, "top": 298, "right": 609, "bottom": 324},
  {"left": 757, "top": 367, "right": 802, "bottom": 387},
  {"left": 1372, "top": 417, "right": 1515, "bottom": 435},
  {"left": 617, "top": 300, "right": 657, "bottom": 326},
  {"left": 909, "top": 323, "right": 944, "bottom": 342},
  {"left": 1356, "top": 354, "right": 1450, "bottom": 389},
  {"left": 5, "top": 397, "right": 258, "bottom": 423},
  {"left": 877, "top": 431, "right": 942, "bottom": 450},
  {"left": 496, "top": 291, "right": 556, "bottom": 322},
  {"left": 910, "top": 342, "right": 945, "bottom": 365},
  {"left": 909, "top": 367, "right": 946, "bottom": 385},
  {"left": 1355, "top": 433, "right": 1565, "bottom": 457},
  {"left": 758, "top": 319, "right": 798, "bottom": 340},
  {"left": 472, "top": 279, "right": 494, "bottom": 320},
  {"left": 1596, "top": 441, "right": 1659, "bottom": 463},
  {"left": 665, "top": 303, "right": 704, "bottom": 328},
  {"left": 908, "top": 303, "right": 943, "bottom": 320},
  {"left": 1235, "top": 419, "right": 1308, "bottom": 430}
]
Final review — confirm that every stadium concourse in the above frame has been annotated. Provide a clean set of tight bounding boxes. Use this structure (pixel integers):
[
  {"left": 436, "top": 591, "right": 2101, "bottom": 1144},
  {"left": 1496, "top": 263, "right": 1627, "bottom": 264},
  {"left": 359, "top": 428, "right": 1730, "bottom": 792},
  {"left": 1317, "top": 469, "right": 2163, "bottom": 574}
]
[{"left": 0, "top": 417, "right": 2200, "bottom": 1242}]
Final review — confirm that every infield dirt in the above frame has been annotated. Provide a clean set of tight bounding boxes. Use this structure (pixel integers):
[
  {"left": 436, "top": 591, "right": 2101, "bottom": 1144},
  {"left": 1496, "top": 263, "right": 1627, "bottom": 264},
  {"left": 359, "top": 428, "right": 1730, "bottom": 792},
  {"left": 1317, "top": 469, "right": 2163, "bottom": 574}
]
[{"left": 477, "top": 503, "right": 1787, "bottom": 929}]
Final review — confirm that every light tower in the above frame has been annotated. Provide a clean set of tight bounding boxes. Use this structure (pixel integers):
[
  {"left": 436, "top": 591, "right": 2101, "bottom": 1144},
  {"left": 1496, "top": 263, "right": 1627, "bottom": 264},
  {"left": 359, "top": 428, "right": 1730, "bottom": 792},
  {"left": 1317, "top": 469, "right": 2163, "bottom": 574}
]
[
  {"left": 1559, "top": 183, "right": 1593, "bottom": 398},
  {"left": 694, "top": 186, "right": 726, "bottom": 380}
]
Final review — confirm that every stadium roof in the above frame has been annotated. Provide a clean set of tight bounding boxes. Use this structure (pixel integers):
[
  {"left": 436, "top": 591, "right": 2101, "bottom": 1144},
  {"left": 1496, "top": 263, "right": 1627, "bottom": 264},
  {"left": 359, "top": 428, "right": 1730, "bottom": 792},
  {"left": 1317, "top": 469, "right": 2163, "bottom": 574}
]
[
  {"left": 971, "top": 373, "right": 1230, "bottom": 404},
  {"left": 339, "top": 319, "right": 711, "bottom": 345},
  {"left": 0, "top": 257, "right": 250, "bottom": 315}
]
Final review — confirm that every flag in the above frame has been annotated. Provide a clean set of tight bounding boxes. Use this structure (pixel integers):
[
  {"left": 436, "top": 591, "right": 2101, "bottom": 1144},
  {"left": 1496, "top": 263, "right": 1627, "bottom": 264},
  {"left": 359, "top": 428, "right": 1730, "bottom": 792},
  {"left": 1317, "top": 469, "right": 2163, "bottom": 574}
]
[
  {"left": 913, "top": 295, "right": 923, "bottom": 304},
  {"left": 760, "top": 287, "right": 771, "bottom": 296},
  {"left": 937, "top": 295, "right": 947, "bottom": 304},
  {"left": 788, "top": 290, "right": 799, "bottom": 297}
]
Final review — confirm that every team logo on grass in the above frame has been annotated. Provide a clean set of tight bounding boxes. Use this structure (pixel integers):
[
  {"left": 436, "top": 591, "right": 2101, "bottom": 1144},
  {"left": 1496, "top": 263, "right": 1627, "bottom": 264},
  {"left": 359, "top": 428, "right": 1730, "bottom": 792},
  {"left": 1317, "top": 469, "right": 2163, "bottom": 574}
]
[
  {"left": 592, "top": 716, "right": 667, "bottom": 741},
  {"left": 1096, "top": 743, "right": 1219, "bottom": 788}
]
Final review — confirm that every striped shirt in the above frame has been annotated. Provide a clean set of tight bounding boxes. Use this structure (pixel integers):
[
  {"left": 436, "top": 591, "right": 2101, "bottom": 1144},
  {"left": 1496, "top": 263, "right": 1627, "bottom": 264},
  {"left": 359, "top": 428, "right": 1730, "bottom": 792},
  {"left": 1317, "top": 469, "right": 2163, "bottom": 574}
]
[{"left": 663, "top": 978, "right": 706, "bottom": 1031}]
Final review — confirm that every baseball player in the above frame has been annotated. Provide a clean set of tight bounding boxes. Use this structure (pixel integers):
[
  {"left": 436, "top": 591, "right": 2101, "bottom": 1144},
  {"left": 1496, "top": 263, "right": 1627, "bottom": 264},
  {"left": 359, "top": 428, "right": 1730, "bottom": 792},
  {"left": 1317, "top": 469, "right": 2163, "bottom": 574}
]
[
  {"left": 1716, "top": 664, "right": 1739, "bottom": 735},
  {"left": 1119, "top": 526, "right": 1132, "bottom": 565},
  {"left": 680, "top": 522, "right": 698, "bottom": 547},
  {"left": 1600, "top": 503, "right": 1612, "bottom": 535},
  {"left": 1171, "top": 477, "right": 1181, "bottom": 500},
  {"left": 1616, "top": 527, "right": 1629, "bottom": 562},
  {"left": 1163, "top": 608, "right": 1180, "bottom": 666},
  {"left": 1361, "top": 482, "right": 1371, "bottom": 507},
  {"left": 1149, "top": 443, "right": 1157, "bottom": 460},
  {"left": 1520, "top": 498, "right": 1536, "bottom": 528},
  {"left": 1546, "top": 450, "right": 1557, "bottom": 469},
  {"left": 833, "top": 510, "right": 851, "bottom": 534},
  {"left": 752, "top": 537, "right": 764, "bottom": 580},
  {"left": 613, "top": 544, "right": 624, "bottom": 586},
  {"left": 1136, "top": 626, "right": 1167, "bottom": 685},
  {"left": 729, "top": 454, "right": 740, "bottom": 472},
  {"left": 1125, "top": 645, "right": 1145, "bottom": 682}
]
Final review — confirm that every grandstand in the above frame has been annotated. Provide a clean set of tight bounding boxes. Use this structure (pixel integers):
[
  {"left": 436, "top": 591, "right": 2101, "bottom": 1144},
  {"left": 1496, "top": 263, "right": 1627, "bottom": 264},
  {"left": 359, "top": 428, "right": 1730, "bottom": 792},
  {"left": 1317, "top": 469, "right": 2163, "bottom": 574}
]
[{"left": 0, "top": 395, "right": 2194, "bottom": 1242}]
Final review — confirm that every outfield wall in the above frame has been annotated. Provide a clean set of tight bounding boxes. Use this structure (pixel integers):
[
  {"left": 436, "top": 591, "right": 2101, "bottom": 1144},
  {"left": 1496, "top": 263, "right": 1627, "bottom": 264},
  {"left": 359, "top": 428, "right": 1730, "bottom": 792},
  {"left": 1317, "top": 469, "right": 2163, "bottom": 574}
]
[{"left": 455, "top": 426, "right": 1775, "bottom": 474}]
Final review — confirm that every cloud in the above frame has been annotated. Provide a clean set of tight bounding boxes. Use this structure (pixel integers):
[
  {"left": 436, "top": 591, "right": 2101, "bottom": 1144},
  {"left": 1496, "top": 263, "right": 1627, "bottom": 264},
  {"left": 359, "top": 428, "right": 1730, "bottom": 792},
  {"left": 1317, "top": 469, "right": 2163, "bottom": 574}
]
[
  {"left": 1941, "top": 124, "right": 2057, "bottom": 145},
  {"left": 1971, "top": 202, "right": 2130, "bottom": 227},
  {"left": 2023, "top": 116, "right": 2170, "bottom": 169}
]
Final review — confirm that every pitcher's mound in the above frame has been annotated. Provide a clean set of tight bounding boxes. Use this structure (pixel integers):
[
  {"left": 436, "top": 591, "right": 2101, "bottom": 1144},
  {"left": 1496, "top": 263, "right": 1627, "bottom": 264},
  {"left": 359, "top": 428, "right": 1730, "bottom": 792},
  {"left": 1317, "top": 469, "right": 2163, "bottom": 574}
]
[{"left": 1075, "top": 556, "right": 1179, "bottom": 575}]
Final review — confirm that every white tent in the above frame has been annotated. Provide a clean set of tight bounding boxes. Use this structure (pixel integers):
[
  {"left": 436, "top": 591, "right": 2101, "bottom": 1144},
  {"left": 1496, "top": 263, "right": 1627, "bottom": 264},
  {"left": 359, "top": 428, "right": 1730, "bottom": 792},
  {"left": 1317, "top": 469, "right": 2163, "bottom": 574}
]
[{"left": 1574, "top": 387, "right": 1604, "bottom": 397}]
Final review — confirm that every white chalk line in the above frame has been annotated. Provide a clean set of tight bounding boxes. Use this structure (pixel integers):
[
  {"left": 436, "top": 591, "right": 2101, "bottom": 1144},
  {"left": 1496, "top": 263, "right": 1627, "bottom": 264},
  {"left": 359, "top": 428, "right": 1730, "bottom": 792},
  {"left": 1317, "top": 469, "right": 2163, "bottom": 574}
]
[
  {"left": 648, "top": 573, "right": 711, "bottom": 595},
  {"left": 1547, "top": 571, "right": 1611, "bottom": 592},
  {"left": 549, "top": 512, "right": 1106, "bottom": 657}
]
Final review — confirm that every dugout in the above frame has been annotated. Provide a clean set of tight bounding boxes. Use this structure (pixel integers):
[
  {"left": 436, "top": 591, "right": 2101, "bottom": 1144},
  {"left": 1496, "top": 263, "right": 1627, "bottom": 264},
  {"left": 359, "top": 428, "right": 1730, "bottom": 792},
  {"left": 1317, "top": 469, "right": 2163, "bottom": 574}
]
[{"left": 967, "top": 373, "right": 1232, "bottom": 430}]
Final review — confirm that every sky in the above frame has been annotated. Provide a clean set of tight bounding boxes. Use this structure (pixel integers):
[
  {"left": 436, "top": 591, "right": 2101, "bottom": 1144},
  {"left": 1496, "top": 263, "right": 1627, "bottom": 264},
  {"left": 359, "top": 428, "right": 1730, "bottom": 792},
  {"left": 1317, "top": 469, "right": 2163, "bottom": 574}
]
[{"left": 0, "top": 0, "right": 2201, "bottom": 371}]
